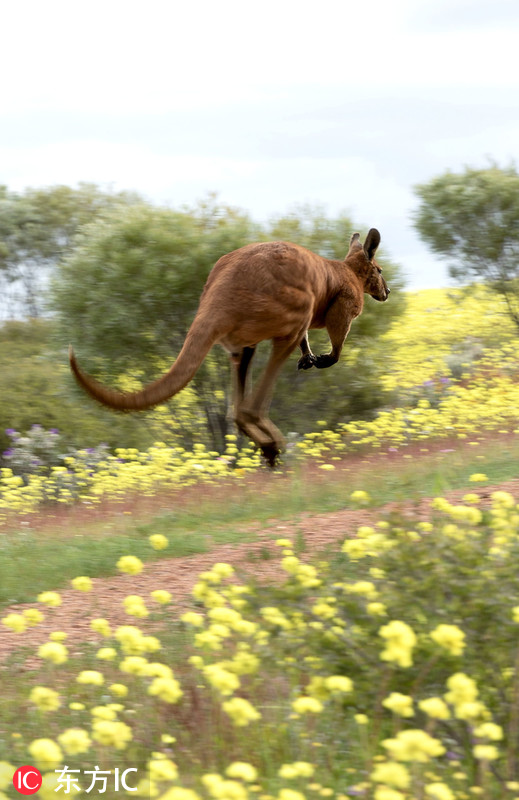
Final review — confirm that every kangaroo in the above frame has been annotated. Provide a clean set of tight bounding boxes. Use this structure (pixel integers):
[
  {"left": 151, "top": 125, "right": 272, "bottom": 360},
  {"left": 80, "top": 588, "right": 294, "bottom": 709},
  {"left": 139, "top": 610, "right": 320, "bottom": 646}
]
[{"left": 69, "top": 228, "right": 389, "bottom": 466}]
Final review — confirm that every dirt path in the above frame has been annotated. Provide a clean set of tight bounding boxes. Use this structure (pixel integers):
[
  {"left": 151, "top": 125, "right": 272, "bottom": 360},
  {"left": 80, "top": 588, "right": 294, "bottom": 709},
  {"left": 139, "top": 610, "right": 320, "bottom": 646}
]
[{"left": 2, "top": 477, "right": 519, "bottom": 664}]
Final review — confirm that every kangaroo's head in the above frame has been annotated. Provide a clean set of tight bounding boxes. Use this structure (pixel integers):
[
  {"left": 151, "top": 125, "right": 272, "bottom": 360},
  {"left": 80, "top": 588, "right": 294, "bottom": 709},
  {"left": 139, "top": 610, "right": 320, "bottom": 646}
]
[{"left": 346, "top": 228, "right": 390, "bottom": 302}]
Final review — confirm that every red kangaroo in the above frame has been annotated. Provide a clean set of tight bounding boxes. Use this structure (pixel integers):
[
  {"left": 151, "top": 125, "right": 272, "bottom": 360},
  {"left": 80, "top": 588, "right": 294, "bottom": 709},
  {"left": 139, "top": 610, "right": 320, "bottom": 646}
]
[{"left": 69, "top": 228, "right": 390, "bottom": 466}]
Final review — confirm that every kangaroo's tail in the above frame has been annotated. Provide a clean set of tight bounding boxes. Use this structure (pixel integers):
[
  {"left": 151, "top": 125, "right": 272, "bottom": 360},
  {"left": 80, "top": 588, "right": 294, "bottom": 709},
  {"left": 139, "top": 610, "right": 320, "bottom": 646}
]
[{"left": 69, "top": 317, "right": 217, "bottom": 411}]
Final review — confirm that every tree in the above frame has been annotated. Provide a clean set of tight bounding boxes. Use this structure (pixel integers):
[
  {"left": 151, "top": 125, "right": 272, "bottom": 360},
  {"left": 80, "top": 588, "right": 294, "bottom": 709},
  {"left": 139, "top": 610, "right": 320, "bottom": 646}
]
[
  {"left": 52, "top": 197, "right": 261, "bottom": 451},
  {"left": 0, "top": 183, "right": 141, "bottom": 318},
  {"left": 413, "top": 164, "right": 519, "bottom": 327}
]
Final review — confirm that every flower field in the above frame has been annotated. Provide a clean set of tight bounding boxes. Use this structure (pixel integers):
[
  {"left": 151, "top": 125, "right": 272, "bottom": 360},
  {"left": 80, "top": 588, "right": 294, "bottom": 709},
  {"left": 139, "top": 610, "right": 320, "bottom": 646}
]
[
  {"left": 2, "top": 486, "right": 519, "bottom": 799},
  {"left": 1, "top": 285, "right": 519, "bottom": 525},
  {"left": 1, "top": 284, "right": 519, "bottom": 799}
]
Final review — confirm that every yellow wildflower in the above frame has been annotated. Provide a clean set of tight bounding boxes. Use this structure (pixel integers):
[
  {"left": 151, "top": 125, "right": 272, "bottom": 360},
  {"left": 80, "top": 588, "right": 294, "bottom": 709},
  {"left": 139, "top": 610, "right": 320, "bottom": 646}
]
[
  {"left": 109, "top": 683, "right": 128, "bottom": 698},
  {"left": 28, "top": 738, "right": 63, "bottom": 770},
  {"left": 430, "top": 624, "right": 466, "bottom": 656},
  {"left": 325, "top": 676, "right": 354, "bottom": 694},
  {"left": 71, "top": 576, "right": 93, "bottom": 591},
  {"left": 49, "top": 631, "right": 67, "bottom": 642},
  {"left": 23, "top": 608, "right": 44, "bottom": 626},
  {"left": 120, "top": 656, "right": 149, "bottom": 675},
  {"left": 222, "top": 697, "right": 261, "bottom": 726},
  {"left": 116, "top": 555, "right": 144, "bottom": 575},
  {"left": 37, "top": 641, "right": 68, "bottom": 664},
  {"left": 473, "top": 745, "right": 499, "bottom": 761},
  {"left": 91, "top": 719, "right": 132, "bottom": 749},
  {"left": 2, "top": 613, "right": 27, "bottom": 633},
  {"left": 181, "top": 611, "right": 205, "bottom": 626},
  {"left": 382, "top": 693, "right": 414, "bottom": 718},
  {"left": 29, "top": 686, "right": 61, "bottom": 712},
  {"left": 96, "top": 647, "right": 117, "bottom": 661},
  {"left": 91, "top": 705, "right": 118, "bottom": 720},
  {"left": 279, "top": 763, "right": 315, "bottom": 779},
  {"left": 371, "top": 761, "right": 410, "bottom": 789},
  {"left": 278, "top": 790, "right": 306, "bottom": 800},
  {"left": 350, "top": 490, "right": 371, "bottom": 504},
  {"left": 382, "top": 730, "right": 445, "bottom": 762},
  {"left": 149, "top": 534, "right": 169, "bottom": 550},
  {"left": 76, "top": 670, "right": 104, "bottom": 685},
  {"left": 425, "top": 784, "right": 455, "bottom": 800},
  {"left": 226, "top": 762, "right": 258, "bottom": 782},
  {"left": 148, "top": 757, "right": 178, "bottom": 782},
  {"left": 57, "top": 728, "right": 92, "bottom": 755},
  {"left": 474, "top": 722, "right": 503, "bottom": 741},
  {"left": 379, "top": 620, "right": 417, "bottom": 668},
  {"left": 148, "top": 677, "right": 183, "bottom": 704},
  {"left": 37, "top": 591, "right": 62, "bottom": 607},
  {"left": 151, "top": 589, "right": 172, "bottom": 604},
  {"left": 0, "top": 761, "right": 15, "bottom": 791},
  {"left": 292, "top": 696, "right": 324, "bottom": 714},
  {"left": 418, "top": 698, "right": 450, "bottom": 720},
  {"left": 91, "top": 618, "right": 112, "bottom": 637}
]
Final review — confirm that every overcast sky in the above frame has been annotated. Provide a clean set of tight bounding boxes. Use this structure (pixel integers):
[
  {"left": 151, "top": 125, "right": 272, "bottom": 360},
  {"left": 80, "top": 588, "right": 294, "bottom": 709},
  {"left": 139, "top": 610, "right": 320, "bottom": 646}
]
[{"left": 2, "top": 0, "right": 519, "bottom": 289}]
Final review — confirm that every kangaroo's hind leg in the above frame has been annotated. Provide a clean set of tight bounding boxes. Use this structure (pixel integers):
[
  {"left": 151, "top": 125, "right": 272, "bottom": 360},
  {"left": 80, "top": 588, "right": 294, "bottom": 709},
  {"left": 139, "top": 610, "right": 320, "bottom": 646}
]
[
  {"left": 236, "top": 335, "right": 302, "bottom": 466},
  {"left": 231, "top": 346, "right": 274, "bottom": 457}
]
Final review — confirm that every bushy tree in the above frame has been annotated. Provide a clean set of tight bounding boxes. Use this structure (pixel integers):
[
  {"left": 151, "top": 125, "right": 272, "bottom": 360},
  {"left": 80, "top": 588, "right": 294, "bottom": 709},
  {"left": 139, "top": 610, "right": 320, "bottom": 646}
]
[
  {"left": 413, "top": 164, "right": 519, "bottom": 328},
  {"left": 52, "top": 197, "right": 261, "bottom": 451},
  {"left": 0, "top": 183, "right": 141, "bottom": 317}
]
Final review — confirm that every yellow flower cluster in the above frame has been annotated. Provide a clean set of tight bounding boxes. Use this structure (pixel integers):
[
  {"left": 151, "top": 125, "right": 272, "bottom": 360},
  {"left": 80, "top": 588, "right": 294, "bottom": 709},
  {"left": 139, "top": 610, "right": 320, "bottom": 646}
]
[
  {"left": 3, "top": 287, "right": 519, "bottom": 525},
  {"left": 379, "top": 620, "right": 417, "bottom": 668},
  {"left": 4, "top": 486, "right": 519, "bottom": 800}
]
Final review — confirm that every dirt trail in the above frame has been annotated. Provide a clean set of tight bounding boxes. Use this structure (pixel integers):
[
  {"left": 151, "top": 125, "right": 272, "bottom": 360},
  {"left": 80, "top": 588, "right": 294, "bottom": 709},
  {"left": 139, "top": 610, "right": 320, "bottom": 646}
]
[{"left": 1, "top": 477, "right": 518, "bottom": 664}]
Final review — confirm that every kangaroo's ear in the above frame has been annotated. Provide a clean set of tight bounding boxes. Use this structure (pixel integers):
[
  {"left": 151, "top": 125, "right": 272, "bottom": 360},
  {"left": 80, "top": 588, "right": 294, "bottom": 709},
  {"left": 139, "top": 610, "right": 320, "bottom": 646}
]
[
  {"left": 364, "top": 228, "right": 381, "bottom": 261},
  {"left": 347, "top": 232, "right": 362, "bottom": 256}
]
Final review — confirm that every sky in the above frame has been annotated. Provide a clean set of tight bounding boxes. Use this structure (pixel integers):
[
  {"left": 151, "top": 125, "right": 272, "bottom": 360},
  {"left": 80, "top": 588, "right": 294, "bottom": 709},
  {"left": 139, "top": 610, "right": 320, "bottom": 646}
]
[{"left": 2, "top": 0, "right": 519, "bottom": 290}]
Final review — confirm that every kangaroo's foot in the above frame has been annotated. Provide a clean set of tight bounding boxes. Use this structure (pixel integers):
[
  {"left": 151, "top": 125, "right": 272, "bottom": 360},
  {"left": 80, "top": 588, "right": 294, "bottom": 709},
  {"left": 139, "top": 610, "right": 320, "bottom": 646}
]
[
  {"left": 260, "top": 442, "right": 281, "bottom": 468},
  {"left": 314, "top": 353, "right": 338, "bottom": 369},
  {"left": 235, "top": 409, "right": 284, "bottom": 468},
  {"left": 297, "top": 353, "right": 318, "bottom": 370}
]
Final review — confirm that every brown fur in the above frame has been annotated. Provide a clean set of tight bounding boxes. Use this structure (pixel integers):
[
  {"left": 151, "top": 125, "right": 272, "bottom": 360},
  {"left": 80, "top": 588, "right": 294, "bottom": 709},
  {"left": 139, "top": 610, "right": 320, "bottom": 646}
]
[{"left": 69, "top": 228, "right": 389, "bottom": 466}]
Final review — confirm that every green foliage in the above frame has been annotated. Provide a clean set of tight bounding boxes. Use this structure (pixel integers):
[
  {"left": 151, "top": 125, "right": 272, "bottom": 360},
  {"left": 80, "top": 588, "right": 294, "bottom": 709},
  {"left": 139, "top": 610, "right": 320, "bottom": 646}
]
[
  {"left": 52, "top": 196, "right": 260, "bottom": 371},
  {"left": 0, "top": 319, "right": 160, "bottom": 456},
  {"left": 201, "top": 491, "right": 519, "bottom": 792},
  {"left": 0, "top": 183, "right": 141, "bottom": 317},
  {"left": 413, "top": 163, "right": 519, "bottom": 327}
]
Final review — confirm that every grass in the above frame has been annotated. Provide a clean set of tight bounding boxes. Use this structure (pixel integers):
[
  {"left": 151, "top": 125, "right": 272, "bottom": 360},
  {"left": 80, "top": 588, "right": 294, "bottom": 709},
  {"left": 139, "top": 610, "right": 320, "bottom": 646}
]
[{"left": 1, "top": 433, "right": 518, "bottom": 609}]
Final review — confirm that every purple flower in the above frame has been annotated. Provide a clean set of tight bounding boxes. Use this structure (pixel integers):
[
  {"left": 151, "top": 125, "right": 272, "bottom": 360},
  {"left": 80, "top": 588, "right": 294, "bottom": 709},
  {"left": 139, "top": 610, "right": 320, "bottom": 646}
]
[
  {"left": 5, "top": 429, "right": 17, "bottom": 437},
  {"left": 50, "top": 428, "right": 60, "bottom": 435},
  {"left": 2, "top": 449, "right": 13, "bottom": 458}
]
